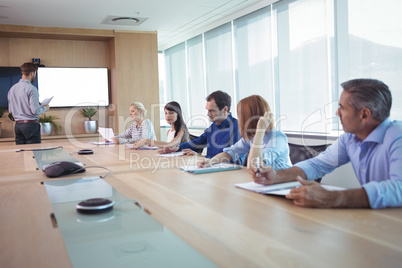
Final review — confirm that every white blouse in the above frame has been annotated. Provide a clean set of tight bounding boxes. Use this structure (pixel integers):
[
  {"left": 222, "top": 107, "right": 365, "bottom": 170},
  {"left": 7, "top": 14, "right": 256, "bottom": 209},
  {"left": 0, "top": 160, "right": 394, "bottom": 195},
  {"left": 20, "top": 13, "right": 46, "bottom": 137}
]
[
  {"left": 166, "top": 130, "right": 176, "bottom": 142},
  {"left": 116, "top": 119, "right": 156, "bottom": 144}
]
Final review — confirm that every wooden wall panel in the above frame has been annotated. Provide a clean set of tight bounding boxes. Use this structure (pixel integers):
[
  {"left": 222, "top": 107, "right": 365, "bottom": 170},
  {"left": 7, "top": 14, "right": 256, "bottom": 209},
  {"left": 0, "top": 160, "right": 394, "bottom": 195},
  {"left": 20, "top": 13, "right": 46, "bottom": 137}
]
[
  {"left": 113, "top": 31, "right": 160, "bottom": 139},
  {"left": 0, "top": 38, "right": 10, "bottom": 65},
  {"left": 6, "top": 38, "right": 109, "bottom": 67},
  {"left": 0, "top": 24, "right": 114, "bottom": 40},
  {"left": 0, "top": 27, "right": 160, "bottom": 141},
  {"left": 0, "top": 37, "right": 112, "bottom": 137},
  {"left": 108, "top": 38, "right": 118, "bottom": 130}
]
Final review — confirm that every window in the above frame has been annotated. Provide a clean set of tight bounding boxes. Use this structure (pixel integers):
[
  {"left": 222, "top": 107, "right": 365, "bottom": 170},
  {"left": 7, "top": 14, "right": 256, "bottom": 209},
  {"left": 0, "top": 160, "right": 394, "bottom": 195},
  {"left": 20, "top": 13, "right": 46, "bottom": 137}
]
[
  {"left": 161, "top": 0, "right": 402, "bottom": 135},
  {"left": 158, "top": 52, "right": 167, "bottom": 126},
  {"left": 346, "top": 0, "right": 402, "bottom": 119},
  {"left": 233, "top": 6, "right": 275, "bottom": 111},
  {"left": 163, "top": 42, "right": 187, "bottom": 126},
  {"left": 204, "top": 23, "right": 235, "bottom": 101},
  {"left": 187, "top": 35, "right": 208, "bottom": 127},
  {"left": 275, "top": 0, "right": 336, "bottom": 134}
]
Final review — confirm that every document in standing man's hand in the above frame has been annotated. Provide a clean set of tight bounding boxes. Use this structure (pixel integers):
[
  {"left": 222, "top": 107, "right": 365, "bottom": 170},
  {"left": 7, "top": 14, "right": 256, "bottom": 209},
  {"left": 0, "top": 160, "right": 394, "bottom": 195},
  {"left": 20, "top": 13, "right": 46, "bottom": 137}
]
[{"left": 41, "top": 96, "right": 54, "bottom": 106}]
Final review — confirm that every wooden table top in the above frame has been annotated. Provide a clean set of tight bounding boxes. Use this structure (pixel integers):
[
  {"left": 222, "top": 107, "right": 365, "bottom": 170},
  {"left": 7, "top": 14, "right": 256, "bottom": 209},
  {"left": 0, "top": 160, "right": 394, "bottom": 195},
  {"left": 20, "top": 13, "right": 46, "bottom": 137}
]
[
  {"left": 0, "top": 182, "right": 72, "bottom": 268},
  {"left": 1, "top": 139, "right": 402, "bottom": 267},
  {"left": 107, "top": 168, "right": 402, "bottom": 267},
  {"left": 0, "top": 139, "right": 202, "bottom": 185}
]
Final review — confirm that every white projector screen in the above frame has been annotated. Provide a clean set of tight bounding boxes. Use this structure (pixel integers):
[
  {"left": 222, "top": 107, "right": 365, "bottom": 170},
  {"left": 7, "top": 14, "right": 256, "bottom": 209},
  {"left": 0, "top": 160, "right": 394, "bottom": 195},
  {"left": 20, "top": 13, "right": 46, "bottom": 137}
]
[{"left": 37, "top": 67, "right": 109, "bottom": 107}]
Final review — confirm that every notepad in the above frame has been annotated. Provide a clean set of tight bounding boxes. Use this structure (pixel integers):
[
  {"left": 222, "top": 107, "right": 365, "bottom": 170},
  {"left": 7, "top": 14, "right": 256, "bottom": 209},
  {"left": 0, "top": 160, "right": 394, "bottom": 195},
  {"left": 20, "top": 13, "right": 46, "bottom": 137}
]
[
  {"left": 98, "top": 127, "right": 115, "bottom": 141},
  {"left": 89, "top": 141, "right": 114, "bottom": 145},
  {"left": 155, "top": 151, "right": 185, "bottom": 157},
  {"left": 235, "top": 181, "right": 345, "bottom": 196},
  {"left": 126, "top": 144, "right": 160, "bottom": 150},
  {"left": 180, "top": 162, "right": 242, "bottom": 174}
]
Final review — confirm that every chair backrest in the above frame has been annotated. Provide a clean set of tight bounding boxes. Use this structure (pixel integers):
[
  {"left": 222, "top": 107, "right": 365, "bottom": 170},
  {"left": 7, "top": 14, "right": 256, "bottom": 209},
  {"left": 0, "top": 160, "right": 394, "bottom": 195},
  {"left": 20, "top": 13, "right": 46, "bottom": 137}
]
[
  {"left": 189, "top": 134, "right": 198, "bottom": 140},
  {"left": 189, "top": 134, "right": 204, "bottom": 154},
  {"left": 288, "top": 143, "right": 331, "bottom": 165},
  {"left": 288, "top": 143, "right": 331, "bottom": 183}
]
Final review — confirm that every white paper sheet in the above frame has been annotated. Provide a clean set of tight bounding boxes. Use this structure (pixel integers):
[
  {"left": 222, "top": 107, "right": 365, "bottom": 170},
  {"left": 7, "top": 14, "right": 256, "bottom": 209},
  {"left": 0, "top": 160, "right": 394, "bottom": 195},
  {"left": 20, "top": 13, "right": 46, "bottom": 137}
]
[
  {"left": 41, "top": 96, "right": 54, "bottom": 106},
  {"left": 98, "top": 127, "right": 115, "bottom": 141},
  {"left": 235, "top": 181, "right": 345, "bottom": 196},
  {"left": 126, "top": 144, "right": 160, "bottom": 150},
  {"left": 155, "top": 151, "right": 185, "bottom": 157},
  {"left": 89, "top": 141, "right": 114, "bottom": 145}
]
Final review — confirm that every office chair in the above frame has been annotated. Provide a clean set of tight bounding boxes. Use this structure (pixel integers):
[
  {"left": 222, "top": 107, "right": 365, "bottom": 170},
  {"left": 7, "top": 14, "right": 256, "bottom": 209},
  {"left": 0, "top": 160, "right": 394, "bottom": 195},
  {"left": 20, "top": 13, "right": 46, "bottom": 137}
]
[
  {"left": 189, "top": 134, "right": 204, "bottom": 154},
  {"left": 288, "top": 142, "right": 331, "bottom": 183}
]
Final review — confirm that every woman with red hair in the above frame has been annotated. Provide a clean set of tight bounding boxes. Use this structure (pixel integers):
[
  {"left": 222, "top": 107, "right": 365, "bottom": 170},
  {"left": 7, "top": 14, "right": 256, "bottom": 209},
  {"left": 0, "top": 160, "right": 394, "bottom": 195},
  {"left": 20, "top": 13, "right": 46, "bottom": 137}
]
[{"left": 198, "top": 95, "right": 291, "bottom": 170}]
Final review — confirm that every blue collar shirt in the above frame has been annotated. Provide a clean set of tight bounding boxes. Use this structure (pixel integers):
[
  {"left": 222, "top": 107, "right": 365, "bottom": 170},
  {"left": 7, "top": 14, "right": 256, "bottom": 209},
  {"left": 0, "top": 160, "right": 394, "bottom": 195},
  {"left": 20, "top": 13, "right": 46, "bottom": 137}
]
[{"left": 295, "top": 118, "right": 402, "bottom": 209}]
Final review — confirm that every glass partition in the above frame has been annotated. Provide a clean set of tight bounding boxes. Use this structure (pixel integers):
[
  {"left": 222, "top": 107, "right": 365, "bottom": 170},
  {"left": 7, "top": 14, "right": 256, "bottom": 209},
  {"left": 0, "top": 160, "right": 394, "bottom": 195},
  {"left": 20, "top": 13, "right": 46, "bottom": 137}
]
[{"left": 44, "top": 177, "right": 217, "bottom": 268}]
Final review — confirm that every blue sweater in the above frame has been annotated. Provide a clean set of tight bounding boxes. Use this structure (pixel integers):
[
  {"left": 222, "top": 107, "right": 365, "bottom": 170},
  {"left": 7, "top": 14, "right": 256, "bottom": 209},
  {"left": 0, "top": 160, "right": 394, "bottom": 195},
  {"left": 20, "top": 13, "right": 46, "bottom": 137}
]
[{"left": 180, "top": 114, "right": 241, "bottom": 158}]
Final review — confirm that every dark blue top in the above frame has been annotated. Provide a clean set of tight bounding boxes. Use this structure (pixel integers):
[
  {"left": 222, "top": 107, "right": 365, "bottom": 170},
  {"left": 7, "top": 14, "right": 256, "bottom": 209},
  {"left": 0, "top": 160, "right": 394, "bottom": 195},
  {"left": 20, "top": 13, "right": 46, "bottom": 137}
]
[{"left": 180, "top": 114, "right": 241, "bottom": 158}]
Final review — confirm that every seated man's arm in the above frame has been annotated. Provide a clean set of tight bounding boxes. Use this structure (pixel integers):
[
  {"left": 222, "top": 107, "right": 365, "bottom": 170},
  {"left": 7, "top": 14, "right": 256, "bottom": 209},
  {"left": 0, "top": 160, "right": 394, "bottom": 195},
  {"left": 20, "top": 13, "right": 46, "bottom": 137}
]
[
  {"left": 251, "top": 166, "right": 371, "bottom": 208},
  {"left": 250, "top": 135, "right": 371, "bottom": 208},
  {"left": 284, "top": 137, "right": 370, "bottom": 208},
  {"left": 180, "top": 131, "right": 207, "bottom": 151},
  {"left": 362, "top": 137, "right": 402, "bottom": 209},
  {"left": 286, "top": 176, "right": 370, "bottom": 208}
]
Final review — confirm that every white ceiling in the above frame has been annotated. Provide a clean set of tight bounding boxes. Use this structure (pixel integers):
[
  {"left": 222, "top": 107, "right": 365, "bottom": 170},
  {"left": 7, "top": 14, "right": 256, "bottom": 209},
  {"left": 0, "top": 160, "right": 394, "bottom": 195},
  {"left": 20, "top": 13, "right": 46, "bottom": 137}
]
[{"left": 0, "top": 0, "right": 272, "bottom": 50}]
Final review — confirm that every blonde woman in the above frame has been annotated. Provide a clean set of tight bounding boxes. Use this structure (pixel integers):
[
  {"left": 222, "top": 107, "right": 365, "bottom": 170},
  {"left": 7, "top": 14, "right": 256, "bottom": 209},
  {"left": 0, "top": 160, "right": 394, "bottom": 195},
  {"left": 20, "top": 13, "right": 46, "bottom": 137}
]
[
  {"left": 111, "top": 102, "right": 156, "bottom": 144},
  {"left": 134, "top": 101, "right": 189, "bottom": 148}
]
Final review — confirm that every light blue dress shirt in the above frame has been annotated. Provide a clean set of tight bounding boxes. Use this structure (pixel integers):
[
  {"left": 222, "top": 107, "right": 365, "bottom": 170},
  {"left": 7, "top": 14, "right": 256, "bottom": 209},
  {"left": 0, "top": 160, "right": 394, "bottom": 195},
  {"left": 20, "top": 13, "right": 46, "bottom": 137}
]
[
  {"left": 295, "top": 118, "right": 402, "bottom": 209},
  {"left": 8, "top": 79, "right": 46, "bottom": 121},
  {"left": 223, "top": 128, "right": 292, "bottom": 170}
]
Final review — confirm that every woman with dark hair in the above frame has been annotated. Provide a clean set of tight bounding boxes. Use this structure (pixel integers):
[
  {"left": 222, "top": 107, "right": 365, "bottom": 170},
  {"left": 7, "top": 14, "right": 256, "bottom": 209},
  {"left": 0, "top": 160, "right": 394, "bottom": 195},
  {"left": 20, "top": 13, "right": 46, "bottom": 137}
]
[
  {"left": 133, "top": 101, "right": 189, "bottom": 148},
  {"left": 197, "top": 95, "right": 291, "bottom": 170}
]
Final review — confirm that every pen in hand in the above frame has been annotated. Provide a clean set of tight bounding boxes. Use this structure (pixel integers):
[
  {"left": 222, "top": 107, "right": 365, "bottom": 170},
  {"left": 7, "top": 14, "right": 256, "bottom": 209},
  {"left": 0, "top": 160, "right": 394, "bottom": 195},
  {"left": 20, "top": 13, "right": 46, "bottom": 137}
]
[{"left": 255, "top": 156, "right": 260, "bottom": 177}]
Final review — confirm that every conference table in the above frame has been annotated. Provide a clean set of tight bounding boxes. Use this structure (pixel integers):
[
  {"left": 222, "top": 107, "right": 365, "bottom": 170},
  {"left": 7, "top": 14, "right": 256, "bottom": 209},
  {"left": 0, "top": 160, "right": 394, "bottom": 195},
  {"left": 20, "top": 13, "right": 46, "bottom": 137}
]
[{"left": 1, "top": 138, "right": 401, "bottom": 267}]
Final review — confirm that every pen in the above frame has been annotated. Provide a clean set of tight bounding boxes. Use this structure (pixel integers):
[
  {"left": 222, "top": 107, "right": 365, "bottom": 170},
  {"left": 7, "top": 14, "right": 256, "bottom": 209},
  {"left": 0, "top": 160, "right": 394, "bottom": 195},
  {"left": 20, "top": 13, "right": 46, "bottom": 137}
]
[
  {"left": 264, "top": 186, "right": 295, "bottom": 193},
  {"left": 135, "top": 202, "right": 152, "bottom": 215},
  {"left": 255, "top": 156, "right": 260, "bottom": 177}
]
